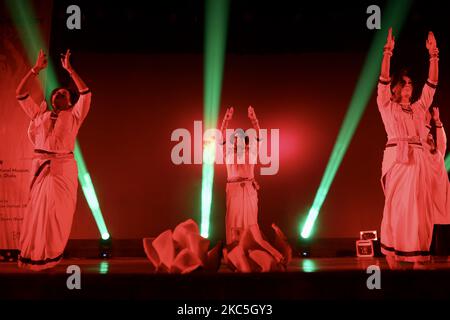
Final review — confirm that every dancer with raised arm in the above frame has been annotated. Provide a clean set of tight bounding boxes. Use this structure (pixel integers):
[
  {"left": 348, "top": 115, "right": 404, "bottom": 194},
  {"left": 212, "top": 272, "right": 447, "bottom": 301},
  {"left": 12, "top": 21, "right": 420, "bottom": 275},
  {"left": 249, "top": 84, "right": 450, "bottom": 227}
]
[
  {"left": 219, "top": 107, "right": 290, "bottom": 272},
  {"left": 220, "top": 106, "right": 260, "bottom": 245},
  {"left": 377, "top": 28, "right": 439, "bottom": 267},
  {"left": 424, "top": 107, "right": 450, "bottom": 226},
  {"left": 15, "top": 49, "right": 91, "bottom": 270}
]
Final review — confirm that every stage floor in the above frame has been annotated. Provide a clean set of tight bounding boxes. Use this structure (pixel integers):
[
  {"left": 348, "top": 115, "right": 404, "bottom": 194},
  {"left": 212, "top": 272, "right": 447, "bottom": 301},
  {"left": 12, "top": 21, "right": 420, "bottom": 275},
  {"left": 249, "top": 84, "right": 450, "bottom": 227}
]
[
  {"left": 1, "top": 257, "right": 450, "bottom": 301},
  {"left": 1, "top": 256, "right": 450, "bottom": 274}
]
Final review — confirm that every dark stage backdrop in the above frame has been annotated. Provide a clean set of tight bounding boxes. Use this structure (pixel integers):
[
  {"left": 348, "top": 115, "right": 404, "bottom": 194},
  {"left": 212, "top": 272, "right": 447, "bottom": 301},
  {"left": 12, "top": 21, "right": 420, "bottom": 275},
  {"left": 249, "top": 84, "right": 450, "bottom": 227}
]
[
  {"left": 68, "top": 51, "right": 450, "bottom": 240},
  {"left": 4, "top": 0, "right": 450, "bottom": 241}
]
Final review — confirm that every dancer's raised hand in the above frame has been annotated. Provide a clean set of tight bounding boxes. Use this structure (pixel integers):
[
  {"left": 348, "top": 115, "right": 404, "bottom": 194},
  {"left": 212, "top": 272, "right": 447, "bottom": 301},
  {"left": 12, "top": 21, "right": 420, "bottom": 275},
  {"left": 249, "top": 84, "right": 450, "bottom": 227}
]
[
  {"left": 33, "top": 49, "right": 48, "bottom": 72},
  {"left": 61, "top": 49, "right": 73, "bottom": 72},
  {"left": 384, "top": 27, "right": 395, "bottom": 52},
  {"left": 248, "top": 106, "right": 258, "bottom": 122},
  {"left": 426, "top": 31, "right": 439, "bottom": 56},
  {"left": 220, "top": 107, "right": 234, "bottom": 133},
  {"left": 224, "top": 107, "right": 234, "bottom": 121}
]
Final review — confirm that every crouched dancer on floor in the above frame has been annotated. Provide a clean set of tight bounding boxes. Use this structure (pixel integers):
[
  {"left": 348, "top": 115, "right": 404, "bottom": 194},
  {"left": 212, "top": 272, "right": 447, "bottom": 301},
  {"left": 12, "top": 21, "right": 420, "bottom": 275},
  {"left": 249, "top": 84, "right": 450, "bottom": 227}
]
[{"left": 218, "top": 106, "right": 291, "bottom": 272}]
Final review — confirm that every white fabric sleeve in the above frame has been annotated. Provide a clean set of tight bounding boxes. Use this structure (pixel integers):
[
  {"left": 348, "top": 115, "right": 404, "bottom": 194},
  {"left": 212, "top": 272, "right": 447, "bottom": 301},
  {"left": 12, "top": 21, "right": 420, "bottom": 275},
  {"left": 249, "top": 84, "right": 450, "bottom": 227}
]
[
  {"left": 16, "top": 94, "right": 45, "bottom": 119},
  {"left": 376, "top": 82, "right": 392, "bottom": 110},
  {"left": 72, "top": 91, "right": 92, "bottom": 122},
  {"left": 436, "top": 126, "right": 447, "bottom": 156},
  {"left": 417, "top": 82, "right": 436, "bottom": 112}
]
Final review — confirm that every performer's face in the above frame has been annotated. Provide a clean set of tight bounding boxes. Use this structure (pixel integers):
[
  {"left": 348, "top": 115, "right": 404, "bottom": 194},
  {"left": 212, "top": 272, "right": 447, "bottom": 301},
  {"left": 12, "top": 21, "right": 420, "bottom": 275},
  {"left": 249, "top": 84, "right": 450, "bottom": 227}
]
[
  {"left": 393, "top": 76, "right": 413, "bottom": 102},
  {"left": 51, "top": 89, "right": 71, "bottom": 111},
  {"left": 233, "top": 136, "right": 249, "bottom": 152}
]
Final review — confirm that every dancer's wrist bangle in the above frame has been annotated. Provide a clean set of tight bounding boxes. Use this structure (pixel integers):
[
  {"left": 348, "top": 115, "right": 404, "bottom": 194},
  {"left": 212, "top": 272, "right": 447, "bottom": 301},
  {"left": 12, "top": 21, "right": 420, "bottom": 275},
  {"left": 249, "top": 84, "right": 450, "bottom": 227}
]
[
  {"left": 379, "top": 76, "right": 391, "bottom": 85},
  {"left": 429, "top": 50, "right": 439, "bottom": 57},
  {"left": 16, "top": 92, "right": 29, "bottom": 101},
  {"left": 426, "top": 79, "right": 438, "bottom": 88},
  {"left": 383, "top": 49, "right": 393, "bottom": 57},
  {"left": 31, "top": 67, "right": 38, "bottom": 76}
]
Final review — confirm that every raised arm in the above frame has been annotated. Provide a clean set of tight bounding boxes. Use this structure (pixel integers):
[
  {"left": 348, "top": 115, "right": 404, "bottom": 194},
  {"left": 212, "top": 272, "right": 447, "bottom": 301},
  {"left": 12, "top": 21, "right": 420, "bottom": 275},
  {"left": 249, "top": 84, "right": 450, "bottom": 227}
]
[
  {"left": 426, "top": 32, "right": 439, "bottom": 84},
  {"left": 61, "top": 49, "right": 91, "bottom": 121},
  {"left": 432, "top": 107, "right": 446, "bottom": 156},
  {"left": 380, "top": 27, "right": 394, "bottom": 82},
  {"left": 247, "top": 106, "right": 260, "bottom": 140},
  {"left": 220, "top": 107, "right": 234, "bottom": 145},
  {"left": 15, "top": 49, "right": 47, "bottom": 98},
  {"left": 61, "top": 49, "right": 89, "bottom": 93},
  {"left": 418, "top": 32, "right": 439, "bottom": 110},
  {"left": 15, "top": 49, "right": 47, "bottom": 118},
  {"left": 377, "top": 28, "right": 395, "bottom": 107}
]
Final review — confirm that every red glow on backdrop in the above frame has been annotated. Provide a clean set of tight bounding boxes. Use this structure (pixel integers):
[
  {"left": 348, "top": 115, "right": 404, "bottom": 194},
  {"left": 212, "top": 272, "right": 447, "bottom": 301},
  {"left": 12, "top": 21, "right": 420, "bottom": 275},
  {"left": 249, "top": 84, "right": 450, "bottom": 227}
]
[
  {"left": 67, "top": 52, "right": 381, "bottom": 240},
  {"left": 270, "top": 113, "right": 322, "bottom": 174}
]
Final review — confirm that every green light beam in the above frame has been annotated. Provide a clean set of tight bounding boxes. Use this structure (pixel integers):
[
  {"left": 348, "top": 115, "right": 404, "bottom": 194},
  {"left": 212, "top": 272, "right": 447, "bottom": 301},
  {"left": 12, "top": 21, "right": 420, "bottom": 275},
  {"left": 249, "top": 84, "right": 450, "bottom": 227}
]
[
  {"left": 6, "top": 0, "right": 58, "bottom": 98},
  {"left": 300, "top": 0, "right": 412, "bottom": 239},
  {"left": 201, "top": 0, "right": 230, "bottom": 238},
  {"left": 75, "top": 142, "right": 110, "bottom": 240}
]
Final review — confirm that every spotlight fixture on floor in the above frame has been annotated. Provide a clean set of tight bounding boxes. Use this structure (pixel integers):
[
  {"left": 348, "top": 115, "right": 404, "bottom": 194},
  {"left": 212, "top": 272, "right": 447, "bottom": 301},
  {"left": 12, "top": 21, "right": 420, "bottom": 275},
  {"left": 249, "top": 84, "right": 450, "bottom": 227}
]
[
  {"left": 297, "top": 237, "right": 312, "bottom": 258},
  {"left": 356, "top": 240, "right": 374, "bottom": 258},
  {"left": 356, "top": 231, "right": 379, "bottom": 257},
  {"left": 360, "top": 230, "right": 377, "bottom": 241},
  {"left": 99, "top": 236, "right": 112, "bottom": 259}
]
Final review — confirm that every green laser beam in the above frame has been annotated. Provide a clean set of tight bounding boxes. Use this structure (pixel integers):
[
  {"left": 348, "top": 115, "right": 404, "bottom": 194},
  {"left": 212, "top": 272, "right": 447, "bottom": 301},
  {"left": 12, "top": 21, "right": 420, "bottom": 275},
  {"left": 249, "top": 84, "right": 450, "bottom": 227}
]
[
  {"left": 7, "top": 0, "right": 110, "bottom": 240},
  {"left": 201, "top": 0, "right": 230, "bottom": 238},
  {"left": 300, "top": 0, "right": 413, "bottom": 239},
  {"left": 6, "top": 0, "right": 58, "bottom": 98},
  {"left": 75, "top": 141, "right": 109, "bottom": 240}
]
